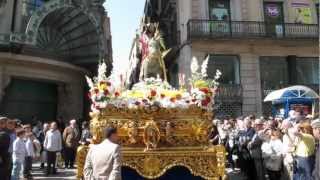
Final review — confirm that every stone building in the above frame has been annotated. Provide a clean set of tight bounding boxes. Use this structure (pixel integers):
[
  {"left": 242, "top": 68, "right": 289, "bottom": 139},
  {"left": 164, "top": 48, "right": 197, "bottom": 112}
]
[
  {"left": 0, "top": 0, "right": 112, "bottom": 124},
  {"left": 131, "top": 0, "right": 319, "bottom": 117}
]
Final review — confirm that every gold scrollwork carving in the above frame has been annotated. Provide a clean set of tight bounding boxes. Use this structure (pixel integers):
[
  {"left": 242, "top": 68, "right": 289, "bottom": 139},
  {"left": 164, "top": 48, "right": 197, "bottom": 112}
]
[{"left": 78, "top": 107, "right": 226, "bottom": 180}]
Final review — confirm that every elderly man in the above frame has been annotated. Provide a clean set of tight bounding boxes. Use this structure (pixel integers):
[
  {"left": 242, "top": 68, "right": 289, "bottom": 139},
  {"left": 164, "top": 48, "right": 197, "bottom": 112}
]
[
  {"left": 311, "top": 119, "right": 320, "bottom": 180},
  {"left": 0, "top": 117, "right": 10, "bottom": 180},
  {"left": 238, "top": 118, "right": 256, "bottom": 180},
  {"left": 63, "top": 119, "right": 80, "bottom": 169},
  {"left": 84, "top": 127, "right": 121, "bottom": 180},
  {"left": 247, "top": 119, "right": 266, "bottom": 180}
]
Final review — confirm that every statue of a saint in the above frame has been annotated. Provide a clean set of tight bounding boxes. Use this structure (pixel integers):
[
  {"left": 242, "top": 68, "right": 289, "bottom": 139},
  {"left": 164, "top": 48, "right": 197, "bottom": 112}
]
[{"left": 139, "top": 23, "right": 169, "bottom": 81}]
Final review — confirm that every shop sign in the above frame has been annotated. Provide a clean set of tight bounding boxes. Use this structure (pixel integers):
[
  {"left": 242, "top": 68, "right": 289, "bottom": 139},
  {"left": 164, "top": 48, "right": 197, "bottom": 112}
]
[{"left": 266, "top": 4, "right": 280, "bottom": 17}]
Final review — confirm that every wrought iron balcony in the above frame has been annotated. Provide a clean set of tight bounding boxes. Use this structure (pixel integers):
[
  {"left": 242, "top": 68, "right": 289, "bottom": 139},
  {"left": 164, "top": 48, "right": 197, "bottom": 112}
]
[
  {"left": 187, "top": 19, "right": 319, "bottom": 40},
  {"left": 215, "top": 84, "right": 243, "bottom": 103}
]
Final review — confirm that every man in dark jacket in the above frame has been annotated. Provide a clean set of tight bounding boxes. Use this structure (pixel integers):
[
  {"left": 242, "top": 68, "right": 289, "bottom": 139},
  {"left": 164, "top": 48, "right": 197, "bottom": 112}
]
[
  {"left": 311, "top": 119, "right": 320, "bottom": 180},
  {"left": 0, "top": 117, "right": 11, "bottom": 180},
  {"left": 238, "top": 118, "right": 256, "bottom": 180},
  {"left": 248, "top": 119, "right": 266, "bottom": 180},
  {"left": 63, "top": 119, "right": 80, "bottom": 169}
]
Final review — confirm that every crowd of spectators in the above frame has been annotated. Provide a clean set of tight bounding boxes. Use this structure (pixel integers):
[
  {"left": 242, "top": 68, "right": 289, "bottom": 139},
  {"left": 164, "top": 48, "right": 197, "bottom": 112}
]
[
  {"left": 210, "top": 110, "right": 319, "bottom": 180},
  {"left": 0, "top": 117, "right": 91, "bottom": 180}
]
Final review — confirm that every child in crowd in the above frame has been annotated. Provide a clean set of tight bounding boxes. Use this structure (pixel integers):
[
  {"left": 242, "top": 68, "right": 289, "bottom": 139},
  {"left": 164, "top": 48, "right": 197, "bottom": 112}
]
[
  {"left": 11, "top": 129, "right": 27, "bottom": 180},
  {"left": 24, "top": 132, "right": 34, "bottom": 179}
]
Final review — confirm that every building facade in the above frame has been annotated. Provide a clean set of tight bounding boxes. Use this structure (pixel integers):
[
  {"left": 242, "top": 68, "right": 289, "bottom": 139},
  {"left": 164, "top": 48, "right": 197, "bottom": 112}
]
[
  {"left": 134, "top": 0, "right": 319, "bottom": 117},
  {"left": 0, "top": 0, "right": 112, "bottom": 124}
]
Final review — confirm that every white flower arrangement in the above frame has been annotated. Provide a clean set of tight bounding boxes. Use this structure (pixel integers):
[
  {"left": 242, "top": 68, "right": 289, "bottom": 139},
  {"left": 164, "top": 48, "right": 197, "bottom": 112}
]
[{"left": 86, "top": 58, "right": 222, "bottom": 113}]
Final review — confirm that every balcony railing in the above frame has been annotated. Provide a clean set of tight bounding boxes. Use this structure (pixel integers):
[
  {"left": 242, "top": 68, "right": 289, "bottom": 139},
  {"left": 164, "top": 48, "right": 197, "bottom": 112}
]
[
  {"left": 187, "top": 19, "right": 319, "bottom": 40},
  {"left": 215, "top": 84, "right": 243, "bottom": 102}
]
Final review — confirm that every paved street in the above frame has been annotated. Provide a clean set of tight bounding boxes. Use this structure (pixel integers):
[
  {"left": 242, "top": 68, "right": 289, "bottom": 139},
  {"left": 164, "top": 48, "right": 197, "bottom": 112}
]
[
  {"left": 30, "top": 162, "right": 245, "bottom": 180},
  {"left": 31, "top": 162, "right": 76, "bottom": 180}
]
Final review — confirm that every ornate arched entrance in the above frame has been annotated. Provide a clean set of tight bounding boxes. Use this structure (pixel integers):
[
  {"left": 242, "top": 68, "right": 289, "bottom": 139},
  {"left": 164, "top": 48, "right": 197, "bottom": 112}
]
[{"left": 10, "top": 0, "right": 110, "bottom": 71}]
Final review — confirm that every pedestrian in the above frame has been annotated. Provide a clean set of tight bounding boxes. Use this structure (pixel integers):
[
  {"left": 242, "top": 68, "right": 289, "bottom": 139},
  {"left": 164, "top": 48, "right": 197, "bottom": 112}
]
[
  {"left": 63, "top": 119, "right": 80, "bottom": 169},
  {"left": 23, "top": 132, "right": 35, "bottom": 179},
  {"left": 84, "top": 127, "right": 121, "bottom": 180},
  {"left": 311, "top": 119, "right": 320, "bottom": 180},
  {"left": 32, "top": 121, "right": 42, "bottom": 139},
  {"left": 293, "top": 122, "right": 316, "bottom": 180},
  {"left": 238, "top": 118, "right": 256, "bottom": 180},
  {"left": 44, "top": 122, "right": 62, "bottom": 175},
  {"left": 6, "top": 119, "right": 17, "bottom": 156},
  {"left": 281, "top": 120, "right": 295, "bottom": 180},
  {"left": 80, "top": 121, "right": 91, "bottom": 145},
  {"left": 248, "top": 119, "right": 265, "bottom": 180},
  {"left": 39, "top": 123, "right": 49, "bottom": 169},
  {"left": 11, "top": 128, "right": 27, "bottom": 180},
  {"left": 261, "top": 129, "right": 284, "bottom": 180},
  {"left": 23, "top": 124, "right": 35, "bottom": 179},
  {"left": 0, "top": 117, "right": 11, "bottom": 180},
  {"left": 6, "top": 119, "right": 16, "bottom": 179}
]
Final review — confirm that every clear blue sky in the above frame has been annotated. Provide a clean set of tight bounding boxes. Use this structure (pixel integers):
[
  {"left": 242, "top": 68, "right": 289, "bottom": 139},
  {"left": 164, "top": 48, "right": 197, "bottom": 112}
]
[{"left": 104, "top": 0, "right": 145, "bottom": 75}]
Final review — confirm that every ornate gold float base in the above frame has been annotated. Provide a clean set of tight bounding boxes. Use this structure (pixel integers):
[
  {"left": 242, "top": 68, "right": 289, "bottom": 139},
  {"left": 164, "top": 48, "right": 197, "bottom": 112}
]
[
  {"left": 122, "top": 146, "right": 226, "bottom": 180},
  {"left": 77, "top": 107, "right": 226, "bottom": 179},
  {"left": 77, "top": 146, "right": 226, "bottom": 180}
]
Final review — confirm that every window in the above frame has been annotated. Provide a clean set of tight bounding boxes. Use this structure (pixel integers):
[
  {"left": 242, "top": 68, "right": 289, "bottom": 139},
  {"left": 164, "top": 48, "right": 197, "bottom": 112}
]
[
  {"left": 207, "top": 55, "right": 240, "bottom": 85},
  {"left": 208, "top": 0, "right": 230, "bottom": 21},
  {"left": 260, "top": 57, "right": 288, "bottom": 90},
  {"left": 296, "top": 57, "right": 319, "bottom": 84}
]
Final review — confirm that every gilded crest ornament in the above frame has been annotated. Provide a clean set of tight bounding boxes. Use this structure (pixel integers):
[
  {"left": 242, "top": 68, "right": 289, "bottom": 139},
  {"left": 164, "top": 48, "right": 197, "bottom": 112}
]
[
  {"left": 143, "top": 120, "right": 161, "bottom": 151},
  {"left": 165, "top": 121, "right": 175, "bottom": 144},
  {"left": 126, "top": 121, "right": 138, "bottom": 144}
]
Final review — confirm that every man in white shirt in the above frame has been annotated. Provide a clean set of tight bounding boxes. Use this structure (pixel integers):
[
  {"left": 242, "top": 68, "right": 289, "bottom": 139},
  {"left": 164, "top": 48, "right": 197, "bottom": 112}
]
[
  {"left": 84, "top": 127, "right": 122, "bottom": 180},
  {"left": 23, "top": 124, "right": 34, "bottom": 179},
  {"left": 44, "top": 122, "right": 62, "bottom": 175},
  {"left": 11, "top": 129, "right": 27, "bottom": 180}
]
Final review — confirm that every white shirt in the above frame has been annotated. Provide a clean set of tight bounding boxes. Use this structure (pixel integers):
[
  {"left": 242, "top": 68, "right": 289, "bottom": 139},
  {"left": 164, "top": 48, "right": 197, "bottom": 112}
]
[
  {"left": 25, "top": 138, "right": 34, "bottom": 157},
  {"left": 44, "top": 129, "right": 62, "bottom": 152},
  {"left": 12, "top": 137, "right": 27, "bottom": 162},
  {"left": 261, "top": 138, "right": 284, "bottom": 171}
]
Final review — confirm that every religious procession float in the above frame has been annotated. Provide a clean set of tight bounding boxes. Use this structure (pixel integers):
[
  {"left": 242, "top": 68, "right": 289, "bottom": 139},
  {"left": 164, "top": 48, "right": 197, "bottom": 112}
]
[{"left": 77, "top": 22, "right": 226, "bottom": 180}]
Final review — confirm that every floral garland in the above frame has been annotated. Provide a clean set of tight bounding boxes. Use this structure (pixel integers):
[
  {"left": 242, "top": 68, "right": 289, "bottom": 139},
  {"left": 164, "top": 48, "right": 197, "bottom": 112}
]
[{"left": 86, "top": 59, "right": 221, "bottom": 113}]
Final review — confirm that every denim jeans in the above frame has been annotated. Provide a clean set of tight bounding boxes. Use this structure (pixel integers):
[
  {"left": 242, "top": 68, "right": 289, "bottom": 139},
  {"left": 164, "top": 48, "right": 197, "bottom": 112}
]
[
  {"left": 293, "top": 156, "right": 315, "bottom": 180},
  {"left": 11, "top": 160, "right": 22, "bottom": 180},
  {"left": 23, "top": 156, "right": 32, "bottom": 177}
]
